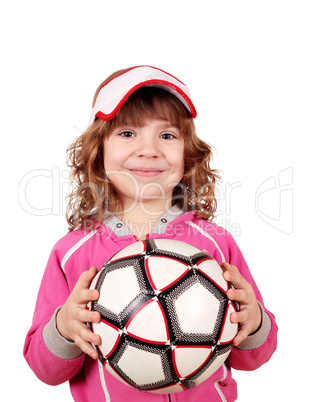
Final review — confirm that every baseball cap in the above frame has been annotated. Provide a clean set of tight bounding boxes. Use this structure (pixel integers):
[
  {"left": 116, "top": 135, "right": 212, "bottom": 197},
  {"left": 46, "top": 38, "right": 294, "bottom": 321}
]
[{"left": 88, "top": 65, "right": 197, "bottom": 126}]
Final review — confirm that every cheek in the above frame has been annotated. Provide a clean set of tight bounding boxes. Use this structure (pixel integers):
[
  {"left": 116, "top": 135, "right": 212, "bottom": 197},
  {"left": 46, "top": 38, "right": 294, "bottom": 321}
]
[
  {"left": 172, "top": 142, "right": 184, "bottom": 168},
  {"left": 170, "top": 152, "right": 185, "bottom": 176},
  {"left": 103, "top": 146, "right": 126, "bottom": 171},
  {"left": 103, "top": 142, "right": 111, "bottom": 171}
]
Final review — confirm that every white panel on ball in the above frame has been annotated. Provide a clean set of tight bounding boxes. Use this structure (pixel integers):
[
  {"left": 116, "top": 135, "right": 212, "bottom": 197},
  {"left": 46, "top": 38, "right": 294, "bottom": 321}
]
[
  {"left": 98, "top": 266, "right": 140, "bottom": 314},
  {"left": 125, "top": 299, "right": 169, "bottom": 344},
  {"left": 118, "top": 345, "right": 165, "bottom": 386},
  {"left": 172, "top": 345, "right": 213, "bottom": 378},
  {"left": 92, "top": 320, "right": 120, "bottom": 358},
  {"left": 174, "top": 282, "right": 220, "bottom": 334},
  {"left": 196, "top": 259, "right": 228, "bottom": 293},
  {"left": 110, "top": 241, "right": 146, "bottom": 262},
  {"left": 146, "top": 256, "right": 189, "bottom": 291}
]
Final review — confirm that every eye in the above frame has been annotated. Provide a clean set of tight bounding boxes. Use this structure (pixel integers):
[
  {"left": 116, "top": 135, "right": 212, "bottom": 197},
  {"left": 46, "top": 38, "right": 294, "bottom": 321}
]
[
  {"left": 119, "top": 130, "right": 135, "bottom": 138},
  {"left": 160, "top": 132, "right": 177, "bottom": 140}
]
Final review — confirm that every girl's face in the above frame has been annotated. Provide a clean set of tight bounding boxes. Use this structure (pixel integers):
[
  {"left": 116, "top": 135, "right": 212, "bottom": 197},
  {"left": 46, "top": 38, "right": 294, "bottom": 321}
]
[{"left": 103, "top": 118, "right": 185, "bottom": 212}]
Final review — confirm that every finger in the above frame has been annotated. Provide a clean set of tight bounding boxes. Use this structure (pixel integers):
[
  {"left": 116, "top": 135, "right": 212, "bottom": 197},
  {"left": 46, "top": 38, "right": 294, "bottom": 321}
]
[
  {"left": 72, "top": 288, "right": 100, "bottom": 305},
  {"left": 73, "top": 307, "right": 101, "bottom": 324},
  {"left": 74, "top": 334, "right": 100, "bottom": 360},
  {"left": 233, "top": 323, "right": 252, "bottom": 346},
  {"left": 74, "top": 267, "right": 98, "bottom": 292},
  {"left": 78, "top": 324, "right": 102, "bottom": 346},
  {"left": 222, "top": 262, "right": 239, "bottom": 273},
  {"left": 230, "top": 309, "right": 250, "bottom": 325},
  {"left": 227, "top": 288, "right": 249, "bottom": 304},
  {"left": 71, "top": 321, "right": 102, "bottom": 347},
  {"left": 223, "top": 270, "right": 246, "bottom": 291},
  {"left": 222, "top": 263, "right": 241, "bottom": 284}
]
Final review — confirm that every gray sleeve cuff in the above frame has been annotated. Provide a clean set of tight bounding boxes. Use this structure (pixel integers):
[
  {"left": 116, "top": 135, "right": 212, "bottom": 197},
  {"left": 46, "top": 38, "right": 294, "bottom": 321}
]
[
  {"left": 236, "top": 302, "right": 272, "bottom": 351},
  {"left": 42, "top": 307, "right": 83, "bottom": 359}
]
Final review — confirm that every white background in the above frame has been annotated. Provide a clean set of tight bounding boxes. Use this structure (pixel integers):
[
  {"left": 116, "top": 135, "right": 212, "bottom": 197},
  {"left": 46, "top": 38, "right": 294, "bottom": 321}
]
[{"left": 1, "top": 1, "right": 309, "bottom": 400}]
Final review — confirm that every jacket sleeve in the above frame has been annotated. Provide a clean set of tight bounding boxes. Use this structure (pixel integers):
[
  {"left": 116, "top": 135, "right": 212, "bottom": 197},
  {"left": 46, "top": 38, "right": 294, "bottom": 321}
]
[
  {"left": 23, "top": 242, "right": 85, "bottom": 385},
  {"left": 222, "top": 230, "right": 278, "bottom": 371}
]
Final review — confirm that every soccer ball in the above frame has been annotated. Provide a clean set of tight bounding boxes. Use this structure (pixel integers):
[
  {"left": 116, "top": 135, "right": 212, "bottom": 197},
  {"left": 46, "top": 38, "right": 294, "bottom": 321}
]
[{"left": 87, "top": 239, "right": 238, "bottom": 394}]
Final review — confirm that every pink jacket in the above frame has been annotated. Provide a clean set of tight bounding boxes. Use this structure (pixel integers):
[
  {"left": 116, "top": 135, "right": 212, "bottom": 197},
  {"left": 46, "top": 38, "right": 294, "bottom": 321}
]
[{"left": 24, "top": 206, "right": 278, "bottom": 401}]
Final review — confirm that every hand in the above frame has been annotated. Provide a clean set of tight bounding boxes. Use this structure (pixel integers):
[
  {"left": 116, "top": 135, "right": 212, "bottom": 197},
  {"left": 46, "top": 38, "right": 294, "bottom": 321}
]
[
  {"left": 56, "top": 266, "right": 101, "bottom": 359},
  {"left": 222, "top": 262, "right": 262, "bottom": 347}
]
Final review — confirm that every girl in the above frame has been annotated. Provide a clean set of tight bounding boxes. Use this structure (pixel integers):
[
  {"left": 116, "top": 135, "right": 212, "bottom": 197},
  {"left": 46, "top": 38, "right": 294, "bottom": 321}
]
[{"left": 24, "top": 65, "right": 277, "bottom": 401}]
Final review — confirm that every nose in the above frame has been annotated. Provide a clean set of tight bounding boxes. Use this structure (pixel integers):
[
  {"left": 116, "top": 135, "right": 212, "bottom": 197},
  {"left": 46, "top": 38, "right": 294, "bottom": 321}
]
[{"left": 136, "top": 135, "right": 159, "bottom": 158}]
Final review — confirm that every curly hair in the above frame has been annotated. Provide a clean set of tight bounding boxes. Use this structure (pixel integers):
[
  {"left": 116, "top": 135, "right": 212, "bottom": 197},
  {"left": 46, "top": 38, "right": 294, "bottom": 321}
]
[{"left": 66, "top": 73, "right": 220, "bottom": 231}]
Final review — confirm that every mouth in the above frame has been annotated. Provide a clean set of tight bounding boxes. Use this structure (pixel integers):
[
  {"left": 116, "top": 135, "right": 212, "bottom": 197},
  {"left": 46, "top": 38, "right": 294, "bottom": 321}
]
[{"left": 128, "top": 168, "right": 164, "bottom": 177}]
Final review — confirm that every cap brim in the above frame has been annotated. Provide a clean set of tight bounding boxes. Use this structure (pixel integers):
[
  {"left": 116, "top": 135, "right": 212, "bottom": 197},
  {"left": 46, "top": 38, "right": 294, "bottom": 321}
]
[{"left": 88, "top": 66, "right": 197, "bottom": 125}]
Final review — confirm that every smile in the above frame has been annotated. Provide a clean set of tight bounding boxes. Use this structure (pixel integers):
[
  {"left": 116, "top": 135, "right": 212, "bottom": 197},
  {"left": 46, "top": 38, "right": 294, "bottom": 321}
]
[{"left": 129, "top": 168, "right": 164, "bottom": 177}]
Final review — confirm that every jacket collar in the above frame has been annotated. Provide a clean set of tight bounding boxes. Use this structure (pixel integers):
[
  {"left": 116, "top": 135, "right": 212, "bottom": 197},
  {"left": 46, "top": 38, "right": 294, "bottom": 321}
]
[{"left": 102, "top": 204, "right": 189, "bottom": 238}]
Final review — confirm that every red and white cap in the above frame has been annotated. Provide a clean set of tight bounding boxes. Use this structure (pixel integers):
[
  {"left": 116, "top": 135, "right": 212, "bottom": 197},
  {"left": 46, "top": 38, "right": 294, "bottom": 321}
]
[{"left": 88, "top": 65, "right": 197, "bottom": 125}]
